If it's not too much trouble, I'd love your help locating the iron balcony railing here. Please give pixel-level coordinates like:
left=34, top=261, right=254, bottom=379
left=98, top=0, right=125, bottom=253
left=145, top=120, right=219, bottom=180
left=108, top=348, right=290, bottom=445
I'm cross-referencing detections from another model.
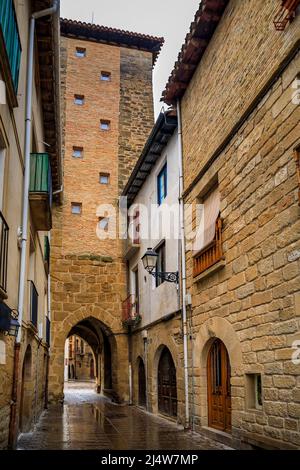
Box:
left=0, top=0, right=22, bottom=92
left=193, top=218, right=223, bottom=278
left=46, top=316, right=50, bottom=346
left=29, top=153, right=53, bottom=203
left=0, top=211, right=9, bottom=294
left=122, top=294, right=140, bottom=325
left=29, top=280, right=38, bottom=328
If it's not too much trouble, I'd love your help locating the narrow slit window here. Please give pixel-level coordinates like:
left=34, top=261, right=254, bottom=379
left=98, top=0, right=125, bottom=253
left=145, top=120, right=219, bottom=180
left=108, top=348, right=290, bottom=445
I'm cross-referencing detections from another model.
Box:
left=100, top=120, right=110, bottom=131
left=76, top=47, right=86, bottom=58
left=71, top=203, right=82, bottom=215
left=74, top=95, right=84, bottom=105
left=101, top=71, right=111, bottom=81
left=98, top=217, right=109, bottom=231
left=99, top=173, right=110, bottom=184
left=72, top=147, right=83, bottom=158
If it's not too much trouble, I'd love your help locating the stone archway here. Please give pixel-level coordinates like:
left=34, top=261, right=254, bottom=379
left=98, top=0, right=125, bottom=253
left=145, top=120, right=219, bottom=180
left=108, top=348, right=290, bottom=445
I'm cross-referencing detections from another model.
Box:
left=152, top=344, right=178, bottom=417
left=19, top=345, right=33, bottom=432
left=193, top=316, right=243, bottom=429
left=48, top=313, right=128, bottom=404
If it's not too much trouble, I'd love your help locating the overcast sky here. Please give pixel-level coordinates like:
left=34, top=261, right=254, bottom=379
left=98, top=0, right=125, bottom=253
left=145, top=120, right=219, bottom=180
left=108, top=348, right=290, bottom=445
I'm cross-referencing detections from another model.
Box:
left=61, top=0, right=200, bottom=117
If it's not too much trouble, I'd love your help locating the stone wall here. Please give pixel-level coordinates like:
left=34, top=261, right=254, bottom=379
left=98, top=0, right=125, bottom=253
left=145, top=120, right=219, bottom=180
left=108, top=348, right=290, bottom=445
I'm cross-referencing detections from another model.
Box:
left=118, top=49, right=154, bottom=193
left=131, top=315, right=185, bottom=424
left=183, top=42, right=300, bottom=449
left=181, top=0, right=300, bottom=191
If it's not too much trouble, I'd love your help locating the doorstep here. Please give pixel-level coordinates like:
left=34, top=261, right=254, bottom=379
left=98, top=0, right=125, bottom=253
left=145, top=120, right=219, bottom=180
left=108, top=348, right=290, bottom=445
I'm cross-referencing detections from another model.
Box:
left=199, top=426, right=235, bottom=448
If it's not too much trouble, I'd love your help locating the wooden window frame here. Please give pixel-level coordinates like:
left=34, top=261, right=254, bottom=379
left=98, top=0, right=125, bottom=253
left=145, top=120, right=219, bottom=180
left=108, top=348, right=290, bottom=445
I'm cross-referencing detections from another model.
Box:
left=157, top=163, right=167, bottom=205
left=193, top=217, right=223, bottom=277
left=294, top=146, right=300, bottom=205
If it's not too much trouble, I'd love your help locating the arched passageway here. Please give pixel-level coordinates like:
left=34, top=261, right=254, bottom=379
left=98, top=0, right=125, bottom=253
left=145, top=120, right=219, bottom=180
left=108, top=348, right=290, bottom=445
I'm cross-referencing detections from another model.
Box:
left=157, top=347, right=177, bottom=418
left=19, top=345, right=32, bottom=432
left=63, top=317, right=115, bottom=397
left=207, top=338, right=231, bottom=433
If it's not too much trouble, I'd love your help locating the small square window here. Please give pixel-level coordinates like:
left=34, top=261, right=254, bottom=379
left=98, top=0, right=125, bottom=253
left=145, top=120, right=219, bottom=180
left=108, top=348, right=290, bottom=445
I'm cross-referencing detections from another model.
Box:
left=76, top=47, right=86, bottom=58
left=246, top=373, right=263, bottom=410
left=98, top=217, right=109, bottom=231
left=100, top=71, right=111, bottom=81
left=99, top=173, right=110, bottom=184
left=100, top=120, right=110, bottom=131
left=74, top=95, right=84, bottom=105
left=72, top=147, right=83, bottom=158
left=71, top=203, right=82, bottom=215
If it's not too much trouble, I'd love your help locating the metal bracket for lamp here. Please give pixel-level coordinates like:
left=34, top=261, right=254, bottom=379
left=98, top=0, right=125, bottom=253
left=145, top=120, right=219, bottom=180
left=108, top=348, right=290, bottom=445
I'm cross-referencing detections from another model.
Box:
left=141, top=247, right=179, bottom=284
left=148, top=269, right=179, bottom=284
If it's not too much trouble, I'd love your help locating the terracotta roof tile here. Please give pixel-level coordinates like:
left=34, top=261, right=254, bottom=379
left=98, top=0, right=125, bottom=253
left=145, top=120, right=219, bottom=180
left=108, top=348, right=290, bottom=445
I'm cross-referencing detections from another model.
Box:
left=60, top=18, right=164, bottom=65
left=162, top=0, right=229, bottom=105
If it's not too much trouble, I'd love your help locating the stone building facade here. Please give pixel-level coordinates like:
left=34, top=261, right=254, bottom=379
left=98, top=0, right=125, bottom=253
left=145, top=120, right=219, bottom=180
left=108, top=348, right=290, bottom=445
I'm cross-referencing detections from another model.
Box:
left=121, top=111, right=186, bottom=422
left=161, top=0, right=300, bottom=450
left=65, top=335, right=95, bottom=382
left=49, top=20, right=163, bottom=404
left=0, top=0, right=61, bottom=449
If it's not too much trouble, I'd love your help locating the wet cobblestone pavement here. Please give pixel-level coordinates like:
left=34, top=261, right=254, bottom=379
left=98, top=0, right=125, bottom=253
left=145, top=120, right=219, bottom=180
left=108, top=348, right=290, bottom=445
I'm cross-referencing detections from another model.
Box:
left=17, top=382, right=232, bottom=450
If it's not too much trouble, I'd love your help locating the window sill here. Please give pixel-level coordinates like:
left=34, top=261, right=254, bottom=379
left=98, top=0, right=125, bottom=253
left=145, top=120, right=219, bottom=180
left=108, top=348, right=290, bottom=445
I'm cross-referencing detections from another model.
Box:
left=193, top=258, right=225, bottom=283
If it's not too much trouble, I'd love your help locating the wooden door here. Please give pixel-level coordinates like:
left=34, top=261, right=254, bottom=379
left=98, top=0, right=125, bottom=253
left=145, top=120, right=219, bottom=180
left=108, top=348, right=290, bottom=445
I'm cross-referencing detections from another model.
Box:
left=158, top=348, right=177, bottom=417
left=207, top=339, right=231, bottom=432
left=138, top=358, right=146, bottom=407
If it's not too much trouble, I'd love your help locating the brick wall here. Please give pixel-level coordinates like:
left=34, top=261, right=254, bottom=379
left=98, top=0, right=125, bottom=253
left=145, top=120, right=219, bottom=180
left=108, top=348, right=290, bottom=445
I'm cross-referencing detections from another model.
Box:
left=49, top=36, right=156, bottom=404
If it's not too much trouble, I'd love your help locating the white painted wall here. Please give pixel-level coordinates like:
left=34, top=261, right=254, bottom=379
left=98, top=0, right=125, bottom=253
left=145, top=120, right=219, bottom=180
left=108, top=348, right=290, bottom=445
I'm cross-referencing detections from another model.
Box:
left=127, top=131, right=180, bottom=327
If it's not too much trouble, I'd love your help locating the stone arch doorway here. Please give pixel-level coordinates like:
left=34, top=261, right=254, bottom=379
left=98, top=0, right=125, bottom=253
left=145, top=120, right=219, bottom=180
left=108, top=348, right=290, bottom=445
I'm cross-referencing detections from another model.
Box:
left=19, top=345, right=32, bottom=432
left=193, top=316, right=243, bottom=431
left=207, top=338, right=231, bottom=433
left=60, top=316, right=117, bottom=399
left=137, top=357, right=146, bottom=407
left=157, top=347, right=177, bottom=418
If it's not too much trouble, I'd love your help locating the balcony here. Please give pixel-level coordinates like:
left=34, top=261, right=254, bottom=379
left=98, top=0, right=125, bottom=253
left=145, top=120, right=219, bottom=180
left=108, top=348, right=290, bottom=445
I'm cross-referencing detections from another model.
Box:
left=122, top=295, right=141, bottom=327
left=29, top=281, right=38, bottom=329
left=193, top=218, right=224, bottom=278
left=29, top=153, right=52, bottom=231
left=0, top=211, right=9, bottom=300
left=0, top=0, right=22, bottom=107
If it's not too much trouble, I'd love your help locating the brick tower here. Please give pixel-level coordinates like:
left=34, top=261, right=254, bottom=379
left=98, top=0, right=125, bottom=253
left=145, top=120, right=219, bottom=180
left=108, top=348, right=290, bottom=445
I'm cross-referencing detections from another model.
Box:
left=49, top=19, right=163, bottom=403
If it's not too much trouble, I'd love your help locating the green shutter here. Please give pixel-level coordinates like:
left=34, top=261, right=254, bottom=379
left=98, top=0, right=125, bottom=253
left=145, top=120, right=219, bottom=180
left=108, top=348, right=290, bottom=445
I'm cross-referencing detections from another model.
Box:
left=0, top=0, right=22, bottom=92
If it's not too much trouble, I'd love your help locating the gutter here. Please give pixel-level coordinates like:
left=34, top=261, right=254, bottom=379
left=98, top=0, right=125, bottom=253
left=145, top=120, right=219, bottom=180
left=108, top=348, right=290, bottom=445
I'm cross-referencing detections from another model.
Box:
left=8, top=0, right=60, bottom=449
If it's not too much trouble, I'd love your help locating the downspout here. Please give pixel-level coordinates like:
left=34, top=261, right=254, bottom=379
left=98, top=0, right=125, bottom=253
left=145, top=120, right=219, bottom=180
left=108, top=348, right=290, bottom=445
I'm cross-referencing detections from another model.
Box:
left=8, top=0, right=59, bottom=449
left=177, top=99, right=190, bottom=429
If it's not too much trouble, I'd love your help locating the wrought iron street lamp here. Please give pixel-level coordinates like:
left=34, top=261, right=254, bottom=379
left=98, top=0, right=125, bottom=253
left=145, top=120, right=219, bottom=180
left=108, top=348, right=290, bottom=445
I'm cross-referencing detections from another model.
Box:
left=0, top=303, right=20, bottom=338
left=141, top=247, right=179, bottom=284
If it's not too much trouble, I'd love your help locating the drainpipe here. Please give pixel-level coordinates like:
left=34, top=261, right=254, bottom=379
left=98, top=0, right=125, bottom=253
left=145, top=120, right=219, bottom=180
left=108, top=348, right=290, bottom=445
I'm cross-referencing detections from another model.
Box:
left=8, top=1, right=60, bottom=449
left=177, top=99, right=190, bottom=429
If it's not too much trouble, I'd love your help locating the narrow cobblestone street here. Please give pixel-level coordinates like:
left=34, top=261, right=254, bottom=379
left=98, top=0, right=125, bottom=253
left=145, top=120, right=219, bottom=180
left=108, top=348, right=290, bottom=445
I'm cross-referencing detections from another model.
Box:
left=17, top=382, right=231, bottom=450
